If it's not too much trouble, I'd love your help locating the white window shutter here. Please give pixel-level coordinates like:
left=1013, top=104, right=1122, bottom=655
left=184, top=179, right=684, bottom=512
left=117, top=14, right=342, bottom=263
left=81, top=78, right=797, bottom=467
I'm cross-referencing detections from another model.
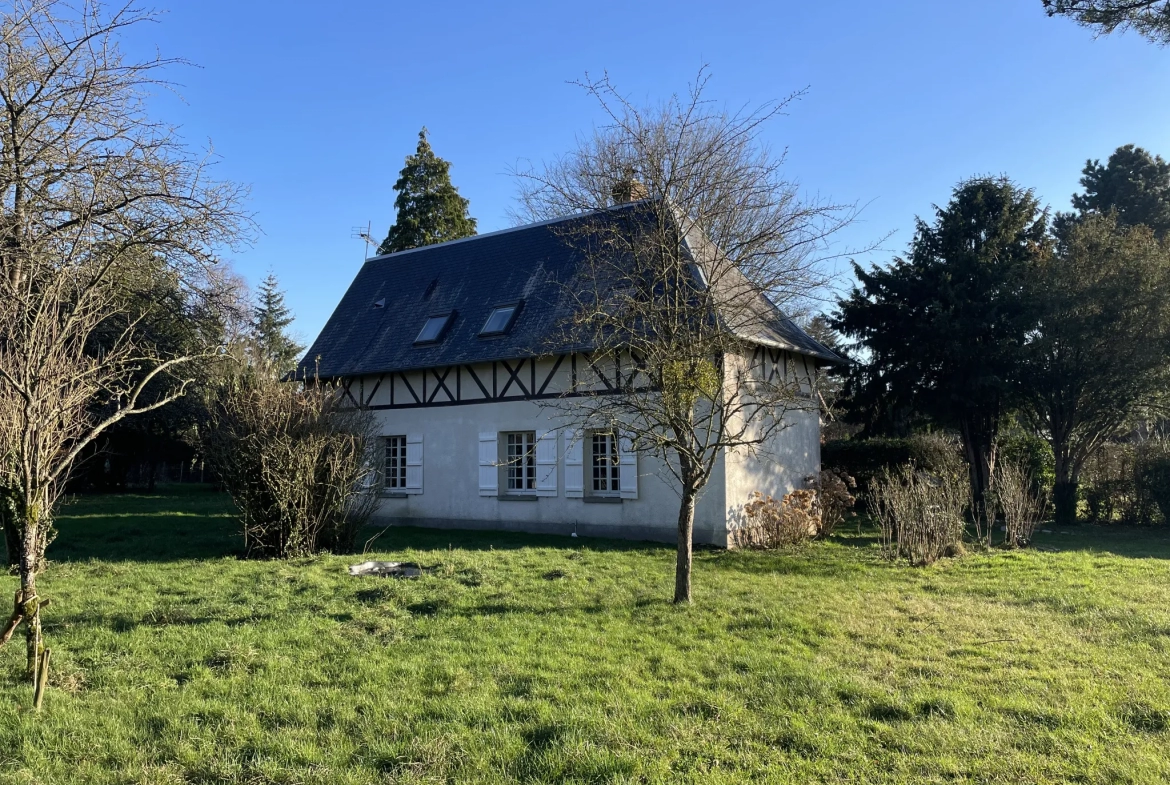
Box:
left=478, top=432, right=499, bottom=496
left=619, top=432, right=638, bottom=499
left=535, top=430, right=558, bottom=496
left=564, top=429, right=584, bottom=498
left=404, top=434, right=423, bottom=493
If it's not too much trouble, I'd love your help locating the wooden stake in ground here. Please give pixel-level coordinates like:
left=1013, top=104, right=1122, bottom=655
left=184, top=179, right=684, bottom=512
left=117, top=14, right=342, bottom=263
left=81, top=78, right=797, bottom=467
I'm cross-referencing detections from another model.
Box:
left=0, top=590, right=50, bottom=681
left=33, top=648, right=50, bottom=711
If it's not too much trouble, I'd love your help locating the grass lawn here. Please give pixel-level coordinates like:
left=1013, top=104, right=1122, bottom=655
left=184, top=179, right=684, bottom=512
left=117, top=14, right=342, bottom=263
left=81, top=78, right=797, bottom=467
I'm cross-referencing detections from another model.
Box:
left=1, top=487, right=1169, bottom=784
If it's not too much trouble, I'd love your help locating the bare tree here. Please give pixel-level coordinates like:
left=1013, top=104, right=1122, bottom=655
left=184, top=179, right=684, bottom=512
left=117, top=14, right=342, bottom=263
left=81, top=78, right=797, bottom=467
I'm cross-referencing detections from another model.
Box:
left=515, top=69, right=857, bottom=603
left=0, top=1, right=250, bottom=679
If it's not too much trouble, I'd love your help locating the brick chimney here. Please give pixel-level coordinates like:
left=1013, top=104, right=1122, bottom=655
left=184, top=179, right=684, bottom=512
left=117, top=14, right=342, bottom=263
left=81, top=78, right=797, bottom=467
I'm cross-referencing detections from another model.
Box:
left=611, top=172, right=649, bottom=204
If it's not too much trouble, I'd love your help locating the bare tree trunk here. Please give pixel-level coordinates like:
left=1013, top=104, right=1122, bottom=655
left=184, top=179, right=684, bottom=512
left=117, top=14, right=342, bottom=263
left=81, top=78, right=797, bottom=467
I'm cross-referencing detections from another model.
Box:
left=1051, top=437, right=1077, bottom=527
left=0, top=2, right=250, bottom=685
left=674, top=450, right=699, bottom=604
left=1053, top=481, right=1077, bottom=527
left=515, top=68, right=843, bottom=605
left=674, top=490, right=696, bottom=604
left=19, top=507, right=44, bottom=678
left=960, top=411, right=998, bottom=542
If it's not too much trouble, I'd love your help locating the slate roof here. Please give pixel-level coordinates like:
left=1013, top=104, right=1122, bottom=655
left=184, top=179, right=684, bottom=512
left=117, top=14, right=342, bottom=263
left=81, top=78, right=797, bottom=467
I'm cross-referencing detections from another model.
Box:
left=299, top=204, right=840, bottom=379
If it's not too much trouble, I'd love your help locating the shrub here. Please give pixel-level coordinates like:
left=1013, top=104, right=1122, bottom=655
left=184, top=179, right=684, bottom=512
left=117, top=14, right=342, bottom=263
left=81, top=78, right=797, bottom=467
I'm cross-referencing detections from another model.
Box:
left=1081, top=442, right=1137, bottom=524
left=1134, top=443, right=1170, bottom=525
left=817, top=469, right=856, bottom=538
left=1081, top=440, right=1170, bottom=525
left=1084, top=479, right=1127, bottom=524
left=732, top=489, right=820, bottom=549
left=997, top=428, right=1055, bottom=504
left=201, top=373, right=380, bottom=558
left=993, top=460, right=1048, bottom=547
left=869, top=465, right=966, bottom=565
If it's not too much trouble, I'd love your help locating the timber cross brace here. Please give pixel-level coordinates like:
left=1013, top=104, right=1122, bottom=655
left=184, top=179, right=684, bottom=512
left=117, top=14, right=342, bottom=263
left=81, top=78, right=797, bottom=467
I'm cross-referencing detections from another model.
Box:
left=333, top=351, right=654, bottom=411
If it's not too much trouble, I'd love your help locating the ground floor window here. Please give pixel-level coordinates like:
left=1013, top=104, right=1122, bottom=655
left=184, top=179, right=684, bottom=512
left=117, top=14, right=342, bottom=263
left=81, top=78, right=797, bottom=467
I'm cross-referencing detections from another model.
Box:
left=384, top=435, right=407, bottom=489
left=505, top=431, right=536, bottom=492
left=591, top=431, right=621, bottom=496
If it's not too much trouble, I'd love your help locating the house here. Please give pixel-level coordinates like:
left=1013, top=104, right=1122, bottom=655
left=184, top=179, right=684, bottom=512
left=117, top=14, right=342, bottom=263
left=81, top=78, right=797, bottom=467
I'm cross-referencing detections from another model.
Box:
left=299, top=201, right=840, bottom=546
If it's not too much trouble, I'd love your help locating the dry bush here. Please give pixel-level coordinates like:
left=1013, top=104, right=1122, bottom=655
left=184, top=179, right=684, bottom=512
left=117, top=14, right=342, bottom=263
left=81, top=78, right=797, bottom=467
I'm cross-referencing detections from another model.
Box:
left=817, top=469, right=856, bottom=537
left=732, top=489, right=820, bottom=549
left=201, top=373, right=379, bottom=558
left=870, top=465, right=966, bottom=565
left=993, top=460, right=1048, bottom=547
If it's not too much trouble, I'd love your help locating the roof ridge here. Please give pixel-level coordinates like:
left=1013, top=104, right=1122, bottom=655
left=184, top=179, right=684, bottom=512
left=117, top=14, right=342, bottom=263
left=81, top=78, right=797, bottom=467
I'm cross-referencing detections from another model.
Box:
left=363, top=200, right=652, bottom=263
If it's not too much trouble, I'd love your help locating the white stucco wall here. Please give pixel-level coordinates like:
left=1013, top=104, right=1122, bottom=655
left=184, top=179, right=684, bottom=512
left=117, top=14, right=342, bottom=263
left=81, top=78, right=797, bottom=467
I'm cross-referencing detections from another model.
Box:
left=720, top=407, right=822, bottom=532
left=368, top=398, right=732, bottom=545
left=355, top=349, right=823, bottom=547
left=715, top=349, right=822, bottom=536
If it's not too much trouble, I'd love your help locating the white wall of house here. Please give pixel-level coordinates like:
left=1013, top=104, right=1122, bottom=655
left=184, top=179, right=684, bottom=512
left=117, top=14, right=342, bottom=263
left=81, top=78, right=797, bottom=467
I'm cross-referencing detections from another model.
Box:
left=356, top=349, right=823, bottom=547
left=369, top=398, right=734, bottom=545
left=721, top=407, right=822, bottom=532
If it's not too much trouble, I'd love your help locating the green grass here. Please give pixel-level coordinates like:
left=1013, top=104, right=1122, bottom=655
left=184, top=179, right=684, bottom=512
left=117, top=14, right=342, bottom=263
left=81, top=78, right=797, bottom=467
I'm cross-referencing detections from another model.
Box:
left=1, top=487, right=1169, bottom=783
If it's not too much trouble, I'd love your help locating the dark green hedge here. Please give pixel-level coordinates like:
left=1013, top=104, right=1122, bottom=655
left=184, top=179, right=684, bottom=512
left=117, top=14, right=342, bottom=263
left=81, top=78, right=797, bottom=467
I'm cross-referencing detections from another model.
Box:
left=1135, top=452, right=1170, bottom=525
left=822, top=435, right=960, bottom=495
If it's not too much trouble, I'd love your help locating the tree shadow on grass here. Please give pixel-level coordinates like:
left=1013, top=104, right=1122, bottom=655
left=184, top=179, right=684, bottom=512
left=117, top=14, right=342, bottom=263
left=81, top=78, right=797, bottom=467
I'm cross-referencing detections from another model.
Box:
left=699, top=528, right=887, bottom=578
left=1029, top=526, right=1170, bottom=559
left=699, top=548, right=876, bottom=579
left=47, top=489, right=674, bottom=564
left=360, top=524, right=672, bottom=556
left=50, top=486, right=245, bottom=563
left=46, top=609, right=277, bottom=635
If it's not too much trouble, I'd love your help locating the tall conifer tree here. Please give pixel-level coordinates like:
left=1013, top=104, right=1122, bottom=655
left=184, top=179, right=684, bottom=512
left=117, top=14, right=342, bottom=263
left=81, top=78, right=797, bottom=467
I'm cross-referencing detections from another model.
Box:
left=1069, top=145, right=1170, bottom=236
left=379, top=129, right=477, bottom=254
left=252, top=273, right=304, bottom=375
left=833, top=177, right=1049, bottom=517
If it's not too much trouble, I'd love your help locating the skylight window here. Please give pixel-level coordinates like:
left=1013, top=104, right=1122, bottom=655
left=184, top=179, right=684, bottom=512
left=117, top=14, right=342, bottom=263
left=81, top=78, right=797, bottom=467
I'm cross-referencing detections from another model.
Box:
left=415, top=313, right=452, bottom=344
left=480, top=305, right=518, bottom=336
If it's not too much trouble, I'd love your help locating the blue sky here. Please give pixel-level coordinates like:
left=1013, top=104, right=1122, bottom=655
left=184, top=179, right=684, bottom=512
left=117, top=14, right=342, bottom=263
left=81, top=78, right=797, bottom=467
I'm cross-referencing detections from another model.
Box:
left=125, top=0, right=1170, bottom=344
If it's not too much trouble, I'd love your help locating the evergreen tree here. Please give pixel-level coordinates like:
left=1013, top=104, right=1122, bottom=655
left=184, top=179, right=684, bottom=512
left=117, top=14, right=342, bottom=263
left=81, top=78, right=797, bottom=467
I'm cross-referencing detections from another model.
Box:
left=1043, top=1, right=1170, bottom=45
left=252, top=273, right=304, bottom=375
left=1067, top=144, right=1170, bottom=236
left=833, top=177, right=1049, bottom=516
left=379, top=129, right=477, bottom=254
left=1017, top=214, right=1170, bottom=526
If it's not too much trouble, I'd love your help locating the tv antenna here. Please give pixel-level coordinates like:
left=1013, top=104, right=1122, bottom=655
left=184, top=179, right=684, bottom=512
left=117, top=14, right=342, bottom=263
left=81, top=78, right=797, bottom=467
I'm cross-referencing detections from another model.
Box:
left=351, top=221, right=380, bottom=259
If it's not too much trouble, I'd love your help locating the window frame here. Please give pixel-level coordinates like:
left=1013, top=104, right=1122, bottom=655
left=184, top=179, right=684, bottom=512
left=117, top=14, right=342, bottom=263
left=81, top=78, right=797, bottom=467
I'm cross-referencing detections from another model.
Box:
left=383, top=435, right=408, bottom=491
left=478, top=302, right=521, bottom=337
left=589, top=430, right=622, bottom=497
left=414, top=312, right=453, bottom=345
left=503, top=431, right=537, bottom=494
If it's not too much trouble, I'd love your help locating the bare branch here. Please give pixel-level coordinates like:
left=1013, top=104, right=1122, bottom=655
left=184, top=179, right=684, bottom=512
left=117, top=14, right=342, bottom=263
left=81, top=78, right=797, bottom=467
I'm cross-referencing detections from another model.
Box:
left=0, top=1, right=252, bottom=663
left=518, top=68, right=850, bottom=602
